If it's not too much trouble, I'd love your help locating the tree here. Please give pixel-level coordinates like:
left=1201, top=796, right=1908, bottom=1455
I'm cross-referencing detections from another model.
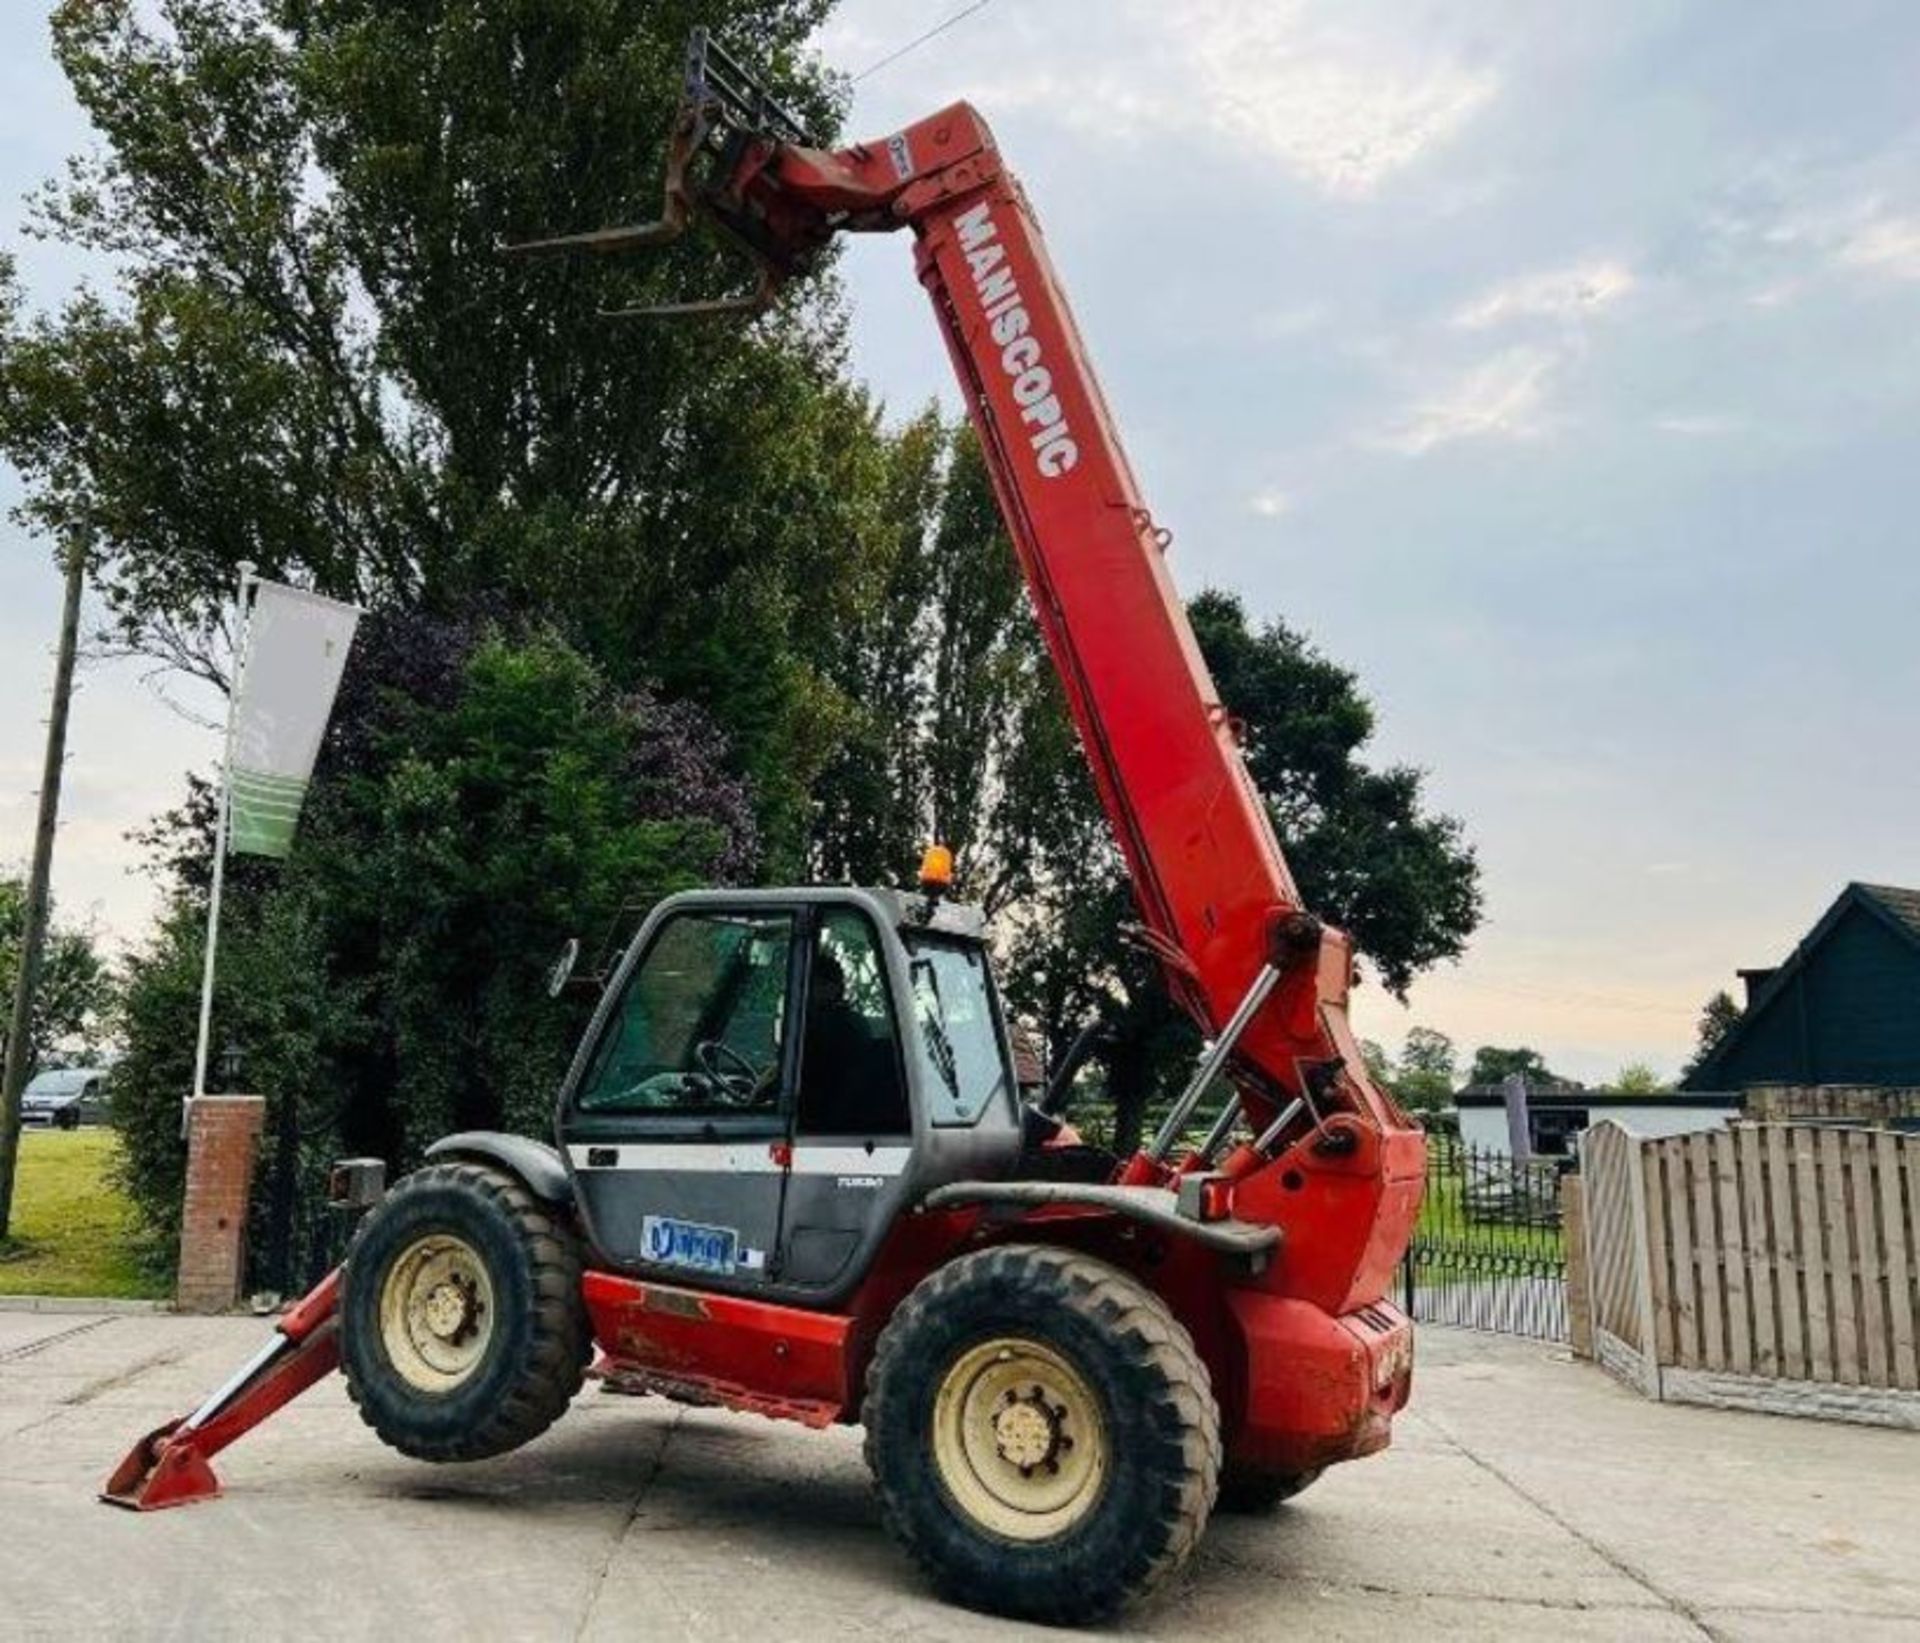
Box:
left=1360, top=1039, right=1393, bottom=1088
left=809, top=407, right=948, bottom=888
left=0, top=879, right=113, bottom=1070
left=1465, top=1046, right=1578, bottom=1090
left=1188, top=593, right=1482, bottom=998
left=1, top=0, right=880, bottom=875
left=1004, top=593, right=1481, bottom=1149
left=1682, top=989, right=1743, bottom=1081
left=112, top=611, right=759, bottom=1280
left=1612, top=1062, right=1667, bottom=1095
left=1392, top=1026, right=1457, bottom=1111
left=0, top=1, right=943, bottom=1284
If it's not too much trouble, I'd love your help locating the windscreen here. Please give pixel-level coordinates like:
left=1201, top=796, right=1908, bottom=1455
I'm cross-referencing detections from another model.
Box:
left=576, top=910, right=792, bottom=1115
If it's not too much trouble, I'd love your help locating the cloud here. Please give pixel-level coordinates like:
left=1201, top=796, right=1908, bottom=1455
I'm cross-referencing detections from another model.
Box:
left=1173, top=2, right=1498, bottom=198
left=1837, top=212, right=1920, bottom=281
left=1367, top=257, right=1633, bottom=459
left=1369, top=346, right=1558, bottom=455
left=1654, top=412, right=1746, bottom=438
left=974, top=2, right=1498, bottom=199
left=1248, top=489, right=1293, bottom=519
left=1452, top=260, right=1636, bottom=329
left=1745, top=277, right=1804, bottom=310
left=1706, top=165, right=1920, bottom=301
left=1256, top=304, right=1328, bottom=341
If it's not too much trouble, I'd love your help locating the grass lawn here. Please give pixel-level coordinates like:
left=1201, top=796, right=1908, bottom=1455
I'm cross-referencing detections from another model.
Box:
left=0, top=1128, right=164, bottom=1300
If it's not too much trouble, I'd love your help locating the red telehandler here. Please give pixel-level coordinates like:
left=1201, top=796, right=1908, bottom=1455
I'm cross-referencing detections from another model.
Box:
left=105, top=33, right=1424, bottom=1624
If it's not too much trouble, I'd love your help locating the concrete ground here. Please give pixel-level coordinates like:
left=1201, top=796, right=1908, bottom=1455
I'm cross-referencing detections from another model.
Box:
left=2, top=1310, right=1916, bottom=1641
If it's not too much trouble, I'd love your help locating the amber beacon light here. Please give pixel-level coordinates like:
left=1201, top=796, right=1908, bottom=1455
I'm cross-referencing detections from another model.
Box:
left=918, top=844, right=955, bottom=892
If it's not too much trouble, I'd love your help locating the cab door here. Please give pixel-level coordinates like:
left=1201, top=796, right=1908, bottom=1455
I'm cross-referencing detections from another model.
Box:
left=776, top=906, right=917, bottom=1297
left=560, top=904, right=799, bottom=1293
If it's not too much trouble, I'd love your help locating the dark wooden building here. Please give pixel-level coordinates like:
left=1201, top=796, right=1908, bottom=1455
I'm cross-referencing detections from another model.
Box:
left=1685, top=883, right=1920, bottom=1090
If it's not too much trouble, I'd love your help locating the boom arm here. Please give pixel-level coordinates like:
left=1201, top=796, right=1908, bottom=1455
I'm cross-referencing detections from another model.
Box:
left=509, top=32, right=1409, bottom=1154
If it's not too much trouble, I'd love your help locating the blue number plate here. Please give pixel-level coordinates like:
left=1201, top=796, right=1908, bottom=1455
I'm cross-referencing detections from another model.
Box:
left=641, top=1215, right=739, bottom=1276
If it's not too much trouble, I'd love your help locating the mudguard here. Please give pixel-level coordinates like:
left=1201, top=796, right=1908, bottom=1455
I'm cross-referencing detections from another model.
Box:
left=426, top=1131, right=573, bottom=1205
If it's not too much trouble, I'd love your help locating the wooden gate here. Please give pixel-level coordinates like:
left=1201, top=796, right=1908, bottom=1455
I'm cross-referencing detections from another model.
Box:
left=1579, top=1119, right=1920, bottom=1425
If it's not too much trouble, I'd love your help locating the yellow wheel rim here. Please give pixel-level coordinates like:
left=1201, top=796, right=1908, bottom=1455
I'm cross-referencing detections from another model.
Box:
left=377, top=1233, right=496, bottom=1394
left=931, top=1336, right=1108, bottom=1541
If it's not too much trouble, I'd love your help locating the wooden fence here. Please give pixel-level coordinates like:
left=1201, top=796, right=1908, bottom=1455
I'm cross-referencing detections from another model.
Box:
left=1579, top=1120, right=1920, bottom=1425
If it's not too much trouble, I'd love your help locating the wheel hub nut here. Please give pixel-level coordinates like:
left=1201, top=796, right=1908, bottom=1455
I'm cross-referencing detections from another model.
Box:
left=992, top=1392, right=1061, bottom=1470
left=423, top=1279, right=470, bottom=1341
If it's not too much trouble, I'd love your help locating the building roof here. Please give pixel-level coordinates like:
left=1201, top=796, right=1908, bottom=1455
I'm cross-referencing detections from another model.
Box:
left=1454, top=1087, right=1740, bottom=1110
left=1861, top=883, right=1920, bottom=944
left=1684, top=882, right=1920, bottom=1090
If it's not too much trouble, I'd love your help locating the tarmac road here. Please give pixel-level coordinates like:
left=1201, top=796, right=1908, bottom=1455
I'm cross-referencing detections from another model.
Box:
left=1, top=1306, right=1916, bottom=1640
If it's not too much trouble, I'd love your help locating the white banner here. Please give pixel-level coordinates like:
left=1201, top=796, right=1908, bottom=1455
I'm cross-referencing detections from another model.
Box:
left=226, top=580, right=361, bottom=858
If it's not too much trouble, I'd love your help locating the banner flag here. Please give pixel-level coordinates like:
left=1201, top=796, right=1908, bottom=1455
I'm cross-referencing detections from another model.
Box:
left=226, top=581, right=361, bottom=858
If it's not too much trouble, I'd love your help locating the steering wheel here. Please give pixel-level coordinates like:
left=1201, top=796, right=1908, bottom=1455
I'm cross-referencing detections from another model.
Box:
left=694, top=1039, right=766, bottom=1106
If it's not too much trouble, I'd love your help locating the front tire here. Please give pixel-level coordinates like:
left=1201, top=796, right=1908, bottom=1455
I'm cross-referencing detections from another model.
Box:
left=341, top=1162, right=589, bottom=1462
left=863, top=1245, right=1219, bottom=1625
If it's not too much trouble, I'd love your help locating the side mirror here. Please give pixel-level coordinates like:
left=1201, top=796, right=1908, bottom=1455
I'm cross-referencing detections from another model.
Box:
left=546, top=937, right=581, bottom=999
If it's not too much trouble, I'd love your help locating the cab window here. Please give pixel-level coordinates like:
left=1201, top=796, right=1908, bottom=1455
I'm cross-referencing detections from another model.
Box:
left=796, top=910, right=910, bottom=1136
left=576, top=911, right=793, bottom=1116
left=905, top=937, right=1011, bottom=1127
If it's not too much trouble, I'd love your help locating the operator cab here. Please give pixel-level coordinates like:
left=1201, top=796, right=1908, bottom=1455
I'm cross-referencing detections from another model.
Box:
left=556, top=887, right=1025, bottom=1306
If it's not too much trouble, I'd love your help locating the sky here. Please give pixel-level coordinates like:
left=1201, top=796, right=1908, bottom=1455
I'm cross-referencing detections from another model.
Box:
left=4, top=2, right=1919, bottom=1085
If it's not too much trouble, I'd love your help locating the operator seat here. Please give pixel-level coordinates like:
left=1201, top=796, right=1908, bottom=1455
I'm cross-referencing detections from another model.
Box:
left=797, top=951, right=909, bottom=1135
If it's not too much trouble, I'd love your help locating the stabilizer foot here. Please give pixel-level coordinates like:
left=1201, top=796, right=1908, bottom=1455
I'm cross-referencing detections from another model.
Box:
left=101, top=1419, right=223, bottom=1510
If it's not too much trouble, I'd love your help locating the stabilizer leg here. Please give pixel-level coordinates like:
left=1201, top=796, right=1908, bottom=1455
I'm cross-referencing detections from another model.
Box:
left=101, top=1269, right=342, bottom=1511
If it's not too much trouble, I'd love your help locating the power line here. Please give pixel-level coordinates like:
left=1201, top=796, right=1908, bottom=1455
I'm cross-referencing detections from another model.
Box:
left=852, top=0, right=998, bottom=83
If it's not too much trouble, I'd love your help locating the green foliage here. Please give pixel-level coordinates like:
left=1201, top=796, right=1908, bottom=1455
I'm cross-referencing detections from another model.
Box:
left=1360, top=1038, right=1392, bottom=1082
left=1465, top=1045, right=1579, bottom=1090
left=1187, top=593, right=1481, bottom=999
left=810, top=416, right=1037, bottom=895
left=0, top=878, right=114, bottom=1069
left=2, top=0, right=875, bottom=873
left=1682, top=989, right=1743, bottom=1081
left=807, top=406, right=948, bottom=886
left=1612, top=1061, right=1668, bottom=1095
left=1390, top=1026, right=1458, bottom=1111
left=112, top=617, right=757, bottom=1276
left=1354, top=1028, right=1456, bottom=1115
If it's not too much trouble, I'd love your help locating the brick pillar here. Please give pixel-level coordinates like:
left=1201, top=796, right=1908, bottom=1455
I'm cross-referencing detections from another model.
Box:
left=177, top=1095, right=266, bottom=1314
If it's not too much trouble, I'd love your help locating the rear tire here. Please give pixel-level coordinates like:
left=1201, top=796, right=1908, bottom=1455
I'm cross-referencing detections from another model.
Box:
left=863, top=1244, right=1219, bottom=1625
left=342, top=1162, right=589, bottom=1462
left=1216, top=1462, right=1323, bottom=1513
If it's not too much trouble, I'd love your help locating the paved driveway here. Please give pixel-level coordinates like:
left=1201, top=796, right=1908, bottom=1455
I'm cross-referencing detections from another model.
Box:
left=2, top=1308, right=1916, bottom=1640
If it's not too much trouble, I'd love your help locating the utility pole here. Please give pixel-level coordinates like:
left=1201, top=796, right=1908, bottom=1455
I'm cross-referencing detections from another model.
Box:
left=0, top=541, right=85, bottom=1239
